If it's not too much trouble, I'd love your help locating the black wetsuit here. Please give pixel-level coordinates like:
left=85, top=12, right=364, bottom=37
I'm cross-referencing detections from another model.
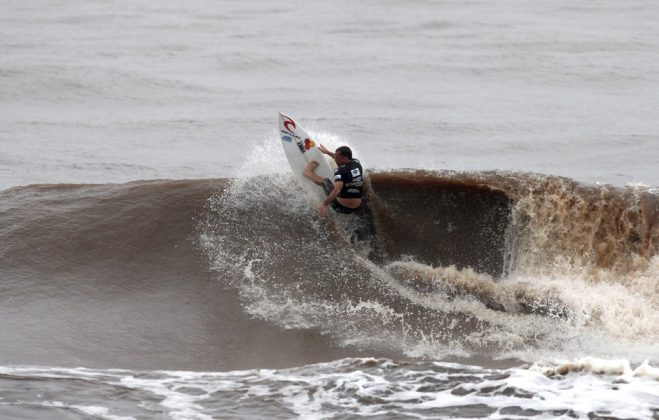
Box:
left=323, top=159, right=364, bottom=214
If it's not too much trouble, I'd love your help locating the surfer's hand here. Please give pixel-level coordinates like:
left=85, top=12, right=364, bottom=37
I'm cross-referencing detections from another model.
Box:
left=318, top=203, right=327, bottom=217
left=319, top=144, right=330, bottom=155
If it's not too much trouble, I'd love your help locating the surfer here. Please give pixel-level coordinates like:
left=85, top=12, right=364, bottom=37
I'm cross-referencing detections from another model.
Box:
left=303, top=145, right=364, bottom=216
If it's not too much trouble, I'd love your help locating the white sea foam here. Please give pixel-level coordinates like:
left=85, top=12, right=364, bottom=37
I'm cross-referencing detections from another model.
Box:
left=1, top=359, right=657, bottom=419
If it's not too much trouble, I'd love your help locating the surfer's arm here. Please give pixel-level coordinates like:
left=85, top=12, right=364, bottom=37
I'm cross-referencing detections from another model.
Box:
left=322, top=181, right=343, bottom=207
left=319, top=144, right=335, bottom=159
left=318, top=181, right=342, bottom=216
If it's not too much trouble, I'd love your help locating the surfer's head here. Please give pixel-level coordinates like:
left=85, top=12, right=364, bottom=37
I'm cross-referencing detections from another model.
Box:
left=335, top=146, right=352, bottom=164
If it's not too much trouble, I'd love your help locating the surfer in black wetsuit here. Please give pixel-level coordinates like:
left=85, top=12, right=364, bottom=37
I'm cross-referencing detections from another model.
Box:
left=303, top=145, right=364, bottom=217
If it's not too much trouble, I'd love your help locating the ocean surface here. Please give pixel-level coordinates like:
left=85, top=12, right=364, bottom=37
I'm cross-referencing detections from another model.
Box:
left=1, top=0, right=658, bottom=419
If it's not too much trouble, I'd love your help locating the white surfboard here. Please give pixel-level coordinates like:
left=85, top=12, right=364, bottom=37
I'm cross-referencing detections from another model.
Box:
left=278, top=112, right=334, bottom=202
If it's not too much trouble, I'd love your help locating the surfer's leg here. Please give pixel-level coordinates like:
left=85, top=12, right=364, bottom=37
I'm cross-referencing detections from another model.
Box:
left=303, top=161, right=324, bottom=186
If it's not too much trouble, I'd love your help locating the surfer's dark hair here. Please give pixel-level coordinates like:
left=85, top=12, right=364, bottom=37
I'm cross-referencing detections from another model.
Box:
left=335, top=146, right=352, bottom=160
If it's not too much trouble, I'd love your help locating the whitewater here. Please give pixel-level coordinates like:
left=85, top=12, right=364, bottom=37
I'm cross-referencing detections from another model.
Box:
left=1, top=0, right=658, bottom=419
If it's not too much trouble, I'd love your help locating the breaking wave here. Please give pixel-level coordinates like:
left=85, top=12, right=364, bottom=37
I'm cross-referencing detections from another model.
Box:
left=198, top=148, right=658, bottom=363
left=1, top=140, right=657, bottom=368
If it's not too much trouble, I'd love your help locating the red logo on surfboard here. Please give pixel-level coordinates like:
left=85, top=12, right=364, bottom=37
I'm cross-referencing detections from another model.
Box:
left=283, top=116, right=296, bottom=132
left=304, top=138, right=316, bottom=150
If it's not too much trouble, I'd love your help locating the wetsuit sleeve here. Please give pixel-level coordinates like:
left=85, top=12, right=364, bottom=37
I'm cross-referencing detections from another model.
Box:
left=334, top=168, right=345, bottom=183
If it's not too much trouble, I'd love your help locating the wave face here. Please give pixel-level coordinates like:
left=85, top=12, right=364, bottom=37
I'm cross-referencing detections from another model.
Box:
left=1, top=171, right=657, bottom=370
left=0, top=180, right=375, bottom=371
left=367, top=172, right=512, bottom=278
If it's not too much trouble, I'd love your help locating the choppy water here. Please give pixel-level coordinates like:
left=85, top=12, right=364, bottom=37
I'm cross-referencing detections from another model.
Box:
left=1, top=358, right=658, bottom=419
left=2, top=0, right=658, bottom=189
left=1, top=0, right=658, bottom=418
